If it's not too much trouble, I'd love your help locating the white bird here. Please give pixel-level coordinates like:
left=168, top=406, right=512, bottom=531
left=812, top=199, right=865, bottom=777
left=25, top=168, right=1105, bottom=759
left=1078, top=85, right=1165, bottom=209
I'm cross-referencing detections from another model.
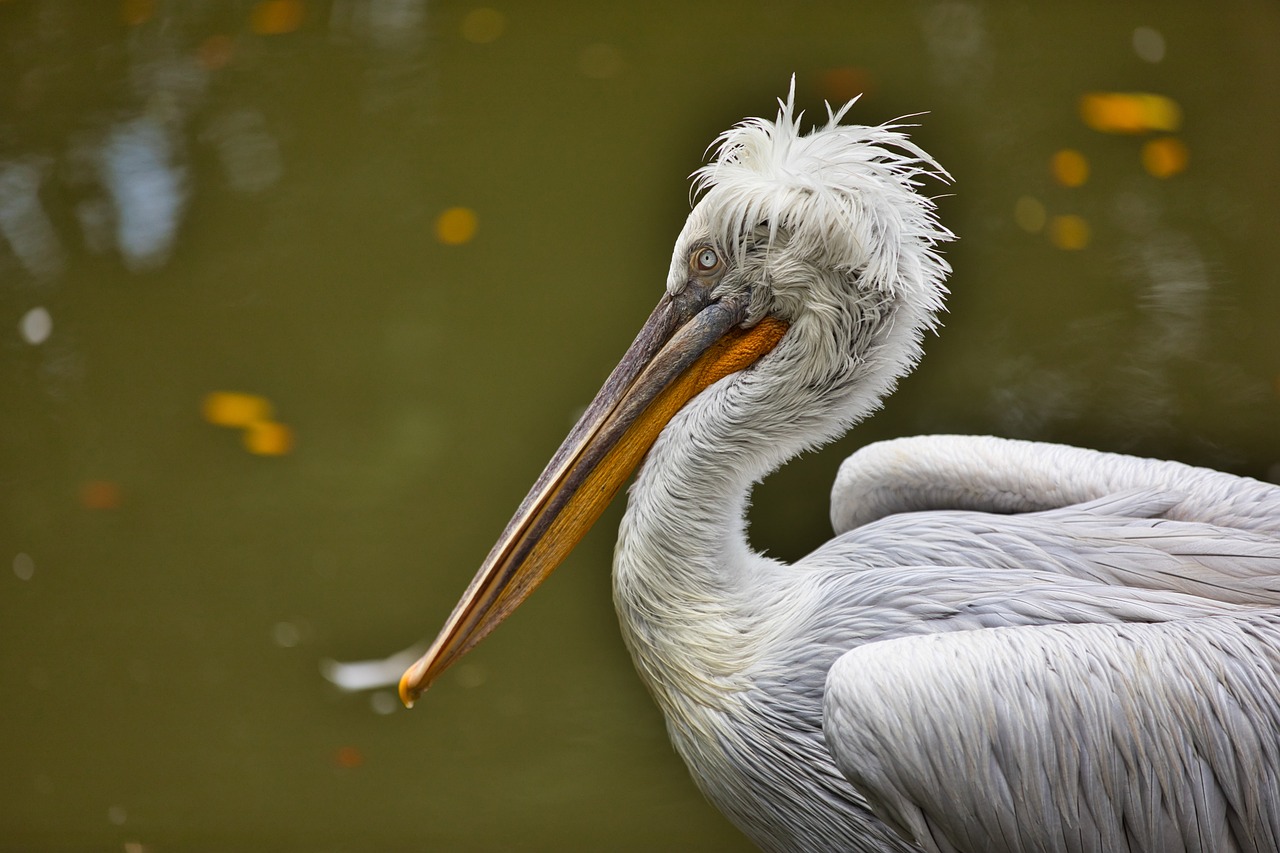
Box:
left=398, top=86, right=1280, bottom=852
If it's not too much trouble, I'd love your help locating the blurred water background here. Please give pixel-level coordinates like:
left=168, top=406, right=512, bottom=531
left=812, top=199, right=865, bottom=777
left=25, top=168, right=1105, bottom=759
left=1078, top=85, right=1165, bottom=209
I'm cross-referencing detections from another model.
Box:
left=2, top=1, right=1279, bottom=850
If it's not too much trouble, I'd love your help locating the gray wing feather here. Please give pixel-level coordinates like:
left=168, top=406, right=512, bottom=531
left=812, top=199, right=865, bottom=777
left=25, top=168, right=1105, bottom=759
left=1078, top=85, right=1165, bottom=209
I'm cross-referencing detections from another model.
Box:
left=823, top=616, right=1280, bottom=853
left=818, top=509, right=1280, bottom=609
left=814, top=439, right=1280, bottom=850
left=832, top=436, right=1280, bottom=535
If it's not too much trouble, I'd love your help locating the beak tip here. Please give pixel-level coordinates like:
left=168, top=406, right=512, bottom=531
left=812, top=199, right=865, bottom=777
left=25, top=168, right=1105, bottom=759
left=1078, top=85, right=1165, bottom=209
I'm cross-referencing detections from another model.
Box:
left=398, top=669, right=421, bottom=709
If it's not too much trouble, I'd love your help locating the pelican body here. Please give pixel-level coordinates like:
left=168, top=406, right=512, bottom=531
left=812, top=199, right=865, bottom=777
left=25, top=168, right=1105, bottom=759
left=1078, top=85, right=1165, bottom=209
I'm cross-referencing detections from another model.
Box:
left=400, top=89, right=1280, bottom=852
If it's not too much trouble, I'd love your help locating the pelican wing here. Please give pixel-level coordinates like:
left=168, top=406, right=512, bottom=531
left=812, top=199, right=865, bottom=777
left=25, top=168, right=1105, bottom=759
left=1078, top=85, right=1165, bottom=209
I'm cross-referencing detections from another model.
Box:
left=826, top=504, right=1280, bottom=609
left=831, top=436, right=1280, bottom=536
left=814, top=464, right=1280, bottom=851
left=823, top=615, right=1280, bottom=853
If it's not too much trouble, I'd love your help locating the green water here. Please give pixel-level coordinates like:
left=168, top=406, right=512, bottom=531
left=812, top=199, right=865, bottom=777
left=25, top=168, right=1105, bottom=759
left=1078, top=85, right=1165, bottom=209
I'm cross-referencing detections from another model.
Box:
left=3, top=2, right=1279, bottom=850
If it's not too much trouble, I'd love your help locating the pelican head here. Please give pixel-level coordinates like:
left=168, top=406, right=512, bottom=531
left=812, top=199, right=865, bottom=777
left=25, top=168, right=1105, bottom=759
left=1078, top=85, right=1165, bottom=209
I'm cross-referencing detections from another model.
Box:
left=399, top=85, right=953, bottom=705
left=665, top=93, right=953, bottom=463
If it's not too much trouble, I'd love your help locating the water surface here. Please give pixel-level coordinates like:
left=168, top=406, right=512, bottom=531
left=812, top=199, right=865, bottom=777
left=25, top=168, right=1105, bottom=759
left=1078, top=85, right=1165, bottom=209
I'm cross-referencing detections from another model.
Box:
left=3, top=2, right=1279, bottom=850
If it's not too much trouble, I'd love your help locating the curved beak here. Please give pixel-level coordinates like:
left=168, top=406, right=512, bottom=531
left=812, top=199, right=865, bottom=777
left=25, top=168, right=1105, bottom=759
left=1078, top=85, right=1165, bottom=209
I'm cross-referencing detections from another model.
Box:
left=399, top=286, right=788, bottom=706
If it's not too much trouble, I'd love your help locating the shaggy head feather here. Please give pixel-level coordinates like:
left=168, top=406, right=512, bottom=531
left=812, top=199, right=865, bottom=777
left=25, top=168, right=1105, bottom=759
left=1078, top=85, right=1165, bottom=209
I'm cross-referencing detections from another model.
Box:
left=669, top=80, right=953, bottom=337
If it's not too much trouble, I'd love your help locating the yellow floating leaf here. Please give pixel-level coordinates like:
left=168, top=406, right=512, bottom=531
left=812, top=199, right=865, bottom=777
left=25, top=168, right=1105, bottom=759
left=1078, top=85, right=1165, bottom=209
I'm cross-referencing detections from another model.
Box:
left=1049, top=214, right=1090, bottom=251
left=1013, top=196, right=1046, bottom=233
left=436, top=207, right=478, bottom=245
left=203, top=391, right=273, bottom=428
left=461, top=8, right=506, bottom=44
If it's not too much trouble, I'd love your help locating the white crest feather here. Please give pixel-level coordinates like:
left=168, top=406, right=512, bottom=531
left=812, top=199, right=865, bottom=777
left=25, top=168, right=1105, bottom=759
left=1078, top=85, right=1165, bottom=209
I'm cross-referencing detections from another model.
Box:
left=688, top=79, right=954, bottom=325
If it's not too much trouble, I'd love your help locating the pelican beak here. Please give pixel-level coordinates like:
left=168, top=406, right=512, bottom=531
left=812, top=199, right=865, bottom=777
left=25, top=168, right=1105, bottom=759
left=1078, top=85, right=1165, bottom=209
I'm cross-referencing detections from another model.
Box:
left=399, top=287, right=788, bottom=706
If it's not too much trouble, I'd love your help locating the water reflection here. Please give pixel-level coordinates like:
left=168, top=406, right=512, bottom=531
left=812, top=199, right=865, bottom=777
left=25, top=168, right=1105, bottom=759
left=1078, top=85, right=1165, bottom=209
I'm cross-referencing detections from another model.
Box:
left=18, top=304, right=52, bottom=344
left=962, top=57, right=1276, bottom=465
left=1132, top=26, right=1167, bottom=63
left=203, top=107, right=283, bottom=194
left=99, top=115, right=188, bottom=270
left=987, top=188, right=1265, bottom=458
left=0, top=158, right=64, bottom=278
left=320, top=641, right=425, bottom=692
left=12, top=552, right=36, bottom=581
left=1, top=2, right=1277, bottom=851
left=919, top=1, right=990, bottom=95
left=0, top=0, right=434, bottom=285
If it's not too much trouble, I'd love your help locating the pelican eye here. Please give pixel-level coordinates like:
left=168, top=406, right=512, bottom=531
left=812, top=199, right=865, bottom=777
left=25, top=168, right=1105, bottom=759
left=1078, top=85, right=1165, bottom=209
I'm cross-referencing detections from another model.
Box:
left=693, top=247, right=720, bottom=272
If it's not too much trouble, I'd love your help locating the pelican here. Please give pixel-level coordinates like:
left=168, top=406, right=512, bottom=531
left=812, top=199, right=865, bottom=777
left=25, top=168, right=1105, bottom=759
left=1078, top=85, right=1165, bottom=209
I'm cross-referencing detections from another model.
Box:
left=399, top=87, right=1280, bottom=852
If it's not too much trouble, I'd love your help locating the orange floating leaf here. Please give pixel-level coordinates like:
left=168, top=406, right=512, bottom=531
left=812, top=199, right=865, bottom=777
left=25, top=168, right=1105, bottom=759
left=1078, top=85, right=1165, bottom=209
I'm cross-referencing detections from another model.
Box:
left=1079, top=92, right=1181, bottom=134
left=1050, top=149, right=1089, bottom=187
left=120, top=0, right=155, bottom=25
left=1141, top=137, right=1189, bottom=178
left=80, top=480, right=123, bottom=510
left=250, top=0, right=304, bottom=36
left=198, top=34, right=236, bottom=71
left=202, top=392, right=273, bottom=428
left=243, top=421, right=295, bottom=456
left=819, top=67, right=874, bottom=102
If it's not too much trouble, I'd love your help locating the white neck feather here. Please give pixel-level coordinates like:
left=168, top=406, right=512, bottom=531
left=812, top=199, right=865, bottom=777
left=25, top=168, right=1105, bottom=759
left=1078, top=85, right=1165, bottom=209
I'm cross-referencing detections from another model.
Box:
left=610, top=82, right=954, bottom=757
left=607, top=83, right=956, bottom=853
left=610, top=272, right=914, bottom=703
